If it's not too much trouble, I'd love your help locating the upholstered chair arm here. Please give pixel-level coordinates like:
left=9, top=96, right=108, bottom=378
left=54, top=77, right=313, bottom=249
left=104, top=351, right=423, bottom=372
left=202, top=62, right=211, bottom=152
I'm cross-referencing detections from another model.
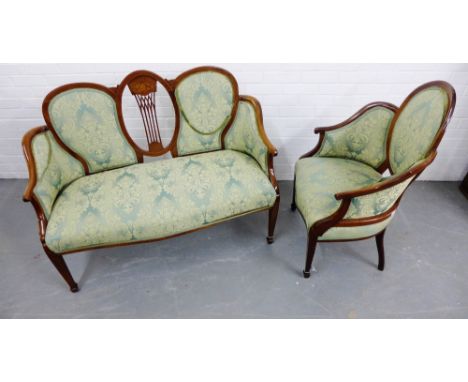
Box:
left=334, top=152, right=436, bottom=220
left=23, top=126, right=47, bottom=203
left=224, top=95, right=277, bottom=175
left=302, top=102, right=398, bottom=170
left=22, top=126, right=85, bottom=220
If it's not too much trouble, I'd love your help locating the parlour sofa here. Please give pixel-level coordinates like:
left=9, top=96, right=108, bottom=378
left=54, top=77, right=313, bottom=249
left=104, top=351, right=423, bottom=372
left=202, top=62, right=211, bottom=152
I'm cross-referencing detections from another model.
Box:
left=22, top=67, right=280, bottom=292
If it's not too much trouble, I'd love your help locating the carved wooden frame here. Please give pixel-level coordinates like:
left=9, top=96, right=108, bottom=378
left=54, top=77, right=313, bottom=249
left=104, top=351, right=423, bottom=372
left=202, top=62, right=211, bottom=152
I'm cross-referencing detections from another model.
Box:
left=291, top=81, right=456, bottom=278
left=22, top=66, right=279, bottom=292
left=116, top=70, right=180, bottom=159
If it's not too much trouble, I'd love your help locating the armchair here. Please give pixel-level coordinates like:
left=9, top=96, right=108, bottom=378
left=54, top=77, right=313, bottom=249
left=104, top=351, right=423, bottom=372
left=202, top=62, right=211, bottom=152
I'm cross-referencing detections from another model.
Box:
left=291, top=81, right=456, bottom=278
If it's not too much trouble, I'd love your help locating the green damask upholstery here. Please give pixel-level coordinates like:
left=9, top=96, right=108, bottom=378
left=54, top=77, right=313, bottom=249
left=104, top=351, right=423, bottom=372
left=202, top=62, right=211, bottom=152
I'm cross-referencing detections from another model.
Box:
left=390, top=86, right=448, bottom=174
left=225, top=100, right=269, bottom=174
left=343, top=176, right=414, bottom=219
left=31, top=131, right=85, bottom=218
left=316, top=106, right=395, bottom=168
left=47, top=88, right=138, bottom=173
left=295, top=157, right=414, bottom=239
left=45, top=150, right=276, bottom=253
left=295, top=157, right=381, bottom=230
left=176, top=117, right=224, bottom=156
left=176, top=71, right=236, bottom=155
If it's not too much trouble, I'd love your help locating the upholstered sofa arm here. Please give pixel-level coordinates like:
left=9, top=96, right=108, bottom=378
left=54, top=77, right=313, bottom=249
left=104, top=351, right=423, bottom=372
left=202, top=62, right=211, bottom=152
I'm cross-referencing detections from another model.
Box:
left=334, top=153, right=436, bottom=219
left=22, top=127, right=85, bottom=220
left=305, top=102, right=398, bottom=170
left=225, top=96, right=277, bottom=175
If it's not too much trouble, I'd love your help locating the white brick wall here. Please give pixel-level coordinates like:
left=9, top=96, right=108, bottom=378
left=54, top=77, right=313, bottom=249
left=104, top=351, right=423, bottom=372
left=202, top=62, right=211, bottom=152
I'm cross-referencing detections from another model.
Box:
left=1, top=63, right=467, bottom=180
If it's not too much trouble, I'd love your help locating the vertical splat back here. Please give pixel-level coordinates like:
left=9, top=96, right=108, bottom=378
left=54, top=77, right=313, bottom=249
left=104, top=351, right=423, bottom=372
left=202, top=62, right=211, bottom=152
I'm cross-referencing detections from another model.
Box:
left=116, top=70, right=179, bottom=158
left=128, top=76, right=163, bottom=152
left=117, top=67, right=239, bottom=158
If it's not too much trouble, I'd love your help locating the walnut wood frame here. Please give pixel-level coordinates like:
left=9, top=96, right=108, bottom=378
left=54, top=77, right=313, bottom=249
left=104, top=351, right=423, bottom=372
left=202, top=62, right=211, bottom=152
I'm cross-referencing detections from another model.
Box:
left=22, top=67, right=279, bottom=293
left=291, top=81, right=456, bottom=278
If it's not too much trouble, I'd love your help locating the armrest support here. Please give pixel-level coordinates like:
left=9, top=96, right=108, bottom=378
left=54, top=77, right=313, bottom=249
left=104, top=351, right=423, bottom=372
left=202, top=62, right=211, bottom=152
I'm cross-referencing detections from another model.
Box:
left=335, top=152, right=436, bottom=201
left=22, top=126, right=47, bottom=202
left=301, top=102, right=398, bottom=170
left=314, top=102, right=397, bottom=133
left=22, top=127, right=85, bottom=219
left=331, top=152, right=436, bottom=222
left=224, top=95, right=278, bottom=175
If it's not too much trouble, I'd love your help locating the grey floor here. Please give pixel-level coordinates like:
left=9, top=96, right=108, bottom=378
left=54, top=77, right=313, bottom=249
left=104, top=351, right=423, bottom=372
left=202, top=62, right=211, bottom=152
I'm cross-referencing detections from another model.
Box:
left=1, top=179, right=467, bottom=318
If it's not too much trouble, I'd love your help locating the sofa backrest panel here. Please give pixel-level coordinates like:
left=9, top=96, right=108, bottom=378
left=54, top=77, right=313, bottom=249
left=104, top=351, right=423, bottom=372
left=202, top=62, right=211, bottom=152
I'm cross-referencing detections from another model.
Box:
left=32, top=130, right=85, bottom=218
left=45, top=87, right=138, bottom=173
left=389, top=85, right=449, bottom=175
left=175, top=69, right=238, bottom=155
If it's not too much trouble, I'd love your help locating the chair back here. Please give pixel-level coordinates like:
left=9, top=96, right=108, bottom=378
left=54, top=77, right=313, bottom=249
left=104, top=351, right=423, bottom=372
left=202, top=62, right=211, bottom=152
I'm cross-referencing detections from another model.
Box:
left=388, top=81, right=456, bottom=175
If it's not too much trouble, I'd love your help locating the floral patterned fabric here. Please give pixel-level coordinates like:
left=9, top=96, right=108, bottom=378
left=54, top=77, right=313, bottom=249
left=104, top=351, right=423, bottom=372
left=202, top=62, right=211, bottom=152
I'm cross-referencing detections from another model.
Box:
left=45, top=150, right=277, bottom=253
left=390, top=86, right=448, bottom=174
left=295, top=157, right=414, bottom=239
left=344, top=176, right=414, bottom=219
left=317, top=106, right=395, bottom=168
left=32, top=131, right=85, bottom=218
left=47, top=88, right=138, bottom=173
left=176, top=117, right=223, bottom=155
left=225, top=100, right=269, bottom=174
left=176, top=70, right=236, bottom=155
left=295, top=157, right=381, bottom=230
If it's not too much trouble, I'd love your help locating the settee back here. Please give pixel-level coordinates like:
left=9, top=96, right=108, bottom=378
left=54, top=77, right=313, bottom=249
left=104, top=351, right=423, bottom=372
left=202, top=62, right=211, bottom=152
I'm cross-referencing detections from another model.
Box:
left=23, top=67, right=277, bottom=229
left=115, top=67, right=273, bottom=174
left=43, top=84, right=139, bottom=174
left=174, top=67, right=239, bottom=156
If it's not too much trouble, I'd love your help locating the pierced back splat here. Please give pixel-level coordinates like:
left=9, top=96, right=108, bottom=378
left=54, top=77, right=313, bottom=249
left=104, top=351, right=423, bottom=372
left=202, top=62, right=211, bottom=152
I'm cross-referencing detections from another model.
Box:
left=128, top=76, right=163, bottom=153
left=117, top=70, right=180, bottom=158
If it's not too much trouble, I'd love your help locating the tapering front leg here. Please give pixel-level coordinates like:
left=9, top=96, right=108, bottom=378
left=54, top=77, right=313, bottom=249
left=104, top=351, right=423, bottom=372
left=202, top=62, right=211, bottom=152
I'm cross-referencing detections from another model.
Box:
left=291, top=175, right=297, bottom=211
left=375, top=230, right=386, bottom=271
left=44, top=247, right=79, bottom=293
left=303, top=231, right=318, bottom=278
left=267, top=195, right=280, bottom=244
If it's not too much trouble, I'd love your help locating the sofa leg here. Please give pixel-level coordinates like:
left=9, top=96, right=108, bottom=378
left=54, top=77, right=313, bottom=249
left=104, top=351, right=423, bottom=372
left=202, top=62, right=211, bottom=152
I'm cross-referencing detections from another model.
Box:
left=291, top=175, right=297, bottom=211
left=376, top=230, right=385, bottom=271
left=303, top=231, right=317, bottom=278
left=267, top=196, right=280, bottom=244
left=44, top=247, right=79, bottom=293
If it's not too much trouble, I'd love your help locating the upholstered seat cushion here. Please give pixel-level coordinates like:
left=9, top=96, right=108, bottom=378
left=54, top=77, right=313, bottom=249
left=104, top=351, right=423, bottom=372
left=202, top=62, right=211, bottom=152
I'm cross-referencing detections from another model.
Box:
left=295, top=157, right=383, bottom=230
left=45, top=150, right=277, bottom=253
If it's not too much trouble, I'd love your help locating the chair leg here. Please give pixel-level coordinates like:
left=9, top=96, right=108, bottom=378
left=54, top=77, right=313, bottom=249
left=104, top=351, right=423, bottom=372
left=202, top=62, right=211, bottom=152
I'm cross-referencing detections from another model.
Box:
left=291, top=175, right=297, bottom=211
left=375, top=230, right=385, bottom=271
left=44, top=247, right=79, bottom=293
left=267, top=196, right=280, bottom=244
left=303, top=231, right=318, bottom=278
